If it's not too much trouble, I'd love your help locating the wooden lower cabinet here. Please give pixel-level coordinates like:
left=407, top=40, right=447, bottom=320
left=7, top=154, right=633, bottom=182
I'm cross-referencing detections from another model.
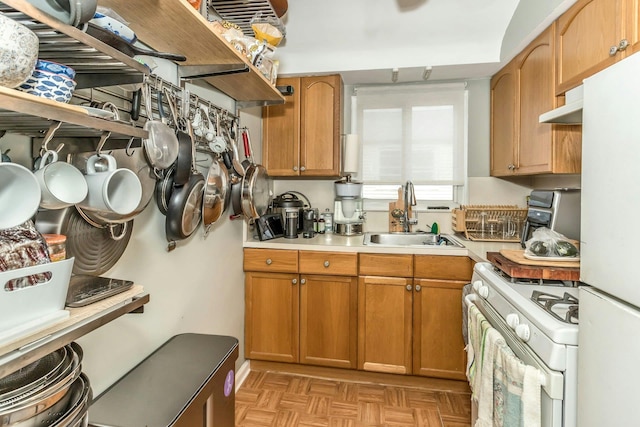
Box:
left=413, top=278, right=468, bottom=381
left=245, top=249, right=472, bottom=381
left=300, top=274, right=357, bottom=368
left=357, top=275, right=413, bottom=374
left=245, top=271, right=299, bottom=363
left=244, top=248, right=358, bottom=369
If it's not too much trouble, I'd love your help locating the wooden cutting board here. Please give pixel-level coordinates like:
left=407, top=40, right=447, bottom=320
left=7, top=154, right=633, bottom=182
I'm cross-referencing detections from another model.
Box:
left=499, top=249, right=580, bottom=268
left=487, top=251, right=580, bottom=281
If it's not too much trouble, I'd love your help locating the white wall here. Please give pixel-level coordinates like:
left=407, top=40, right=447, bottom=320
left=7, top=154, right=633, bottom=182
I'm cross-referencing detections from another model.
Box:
left=70, top=64, right=262, bottom=395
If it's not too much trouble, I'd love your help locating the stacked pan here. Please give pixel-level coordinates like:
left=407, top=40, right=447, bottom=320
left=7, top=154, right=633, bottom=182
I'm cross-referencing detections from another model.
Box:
left=0, top=343, right=92, bottom=426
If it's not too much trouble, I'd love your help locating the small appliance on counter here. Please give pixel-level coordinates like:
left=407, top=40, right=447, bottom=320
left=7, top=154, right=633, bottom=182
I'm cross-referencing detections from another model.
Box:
left=520, top=188, right=581, bottom=247
left=269, top=191, right=310, bottom=238
left=334, top=176, right=364, bottom=236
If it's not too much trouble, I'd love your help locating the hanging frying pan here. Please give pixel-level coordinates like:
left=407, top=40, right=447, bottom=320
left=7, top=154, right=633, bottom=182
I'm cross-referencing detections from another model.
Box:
left=165, top=172, right=204, bottom=251
left=165, top=124, right=205, bottom=251
left=241, top=163, right=270, bottom=220
left=240, top=131, right=271, bottom=220
left=202, top=156, right=230, bottom=236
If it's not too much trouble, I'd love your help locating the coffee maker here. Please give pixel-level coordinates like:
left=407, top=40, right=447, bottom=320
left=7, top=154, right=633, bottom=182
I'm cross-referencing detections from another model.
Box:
left=520, top=188, right=581, bottom=247
left=333, top=177, right=364, bottom=236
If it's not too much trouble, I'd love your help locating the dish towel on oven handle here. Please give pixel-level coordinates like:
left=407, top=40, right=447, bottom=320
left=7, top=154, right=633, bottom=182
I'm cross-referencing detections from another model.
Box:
left=467, top=304, right=542, bottom=427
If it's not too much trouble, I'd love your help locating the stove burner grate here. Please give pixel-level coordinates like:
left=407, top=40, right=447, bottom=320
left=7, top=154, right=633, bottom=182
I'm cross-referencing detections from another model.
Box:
left=531, top=290, right=579, bottom=324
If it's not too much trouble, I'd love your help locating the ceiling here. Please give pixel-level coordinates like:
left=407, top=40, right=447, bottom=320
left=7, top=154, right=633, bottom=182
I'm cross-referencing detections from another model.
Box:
left=274, top=0, right=522, bottom=84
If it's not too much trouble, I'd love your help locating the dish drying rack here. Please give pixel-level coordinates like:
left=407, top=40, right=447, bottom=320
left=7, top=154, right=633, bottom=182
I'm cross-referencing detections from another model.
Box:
left=452, top=205, right=527, bottom=242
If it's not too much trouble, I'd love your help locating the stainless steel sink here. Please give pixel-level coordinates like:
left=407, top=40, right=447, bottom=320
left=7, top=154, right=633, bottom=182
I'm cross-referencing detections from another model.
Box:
left=363, top=232, right=464, bottom=248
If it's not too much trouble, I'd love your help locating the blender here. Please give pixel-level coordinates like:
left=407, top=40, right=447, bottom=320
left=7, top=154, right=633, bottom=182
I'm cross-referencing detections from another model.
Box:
left=333, top=176, right=364, bottom=236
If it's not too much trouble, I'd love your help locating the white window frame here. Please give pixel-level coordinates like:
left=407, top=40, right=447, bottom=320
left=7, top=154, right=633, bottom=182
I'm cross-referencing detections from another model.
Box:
left=350, top=82, right=469, bottom=211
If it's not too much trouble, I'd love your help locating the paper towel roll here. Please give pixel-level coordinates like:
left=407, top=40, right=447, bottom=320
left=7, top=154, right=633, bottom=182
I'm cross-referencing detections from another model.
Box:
left=343, top=134, right=359, bottom=174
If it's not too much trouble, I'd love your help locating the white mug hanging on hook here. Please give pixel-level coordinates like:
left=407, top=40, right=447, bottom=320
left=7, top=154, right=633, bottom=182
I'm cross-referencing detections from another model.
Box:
left=35, top=150, right=88, bottom=210
left=78, top=153, right=142, bottom=216
left=0, top=156, right=40, bottom=230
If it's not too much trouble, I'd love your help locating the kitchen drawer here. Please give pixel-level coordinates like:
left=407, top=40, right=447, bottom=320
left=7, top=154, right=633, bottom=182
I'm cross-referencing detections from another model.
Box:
left=358, top=254, right=413, bottom=277
left=299, top=251, right=357, bottom=276
left=413, top=255, right=474, bottom=281
left=243, top=248, right=298, bottom=273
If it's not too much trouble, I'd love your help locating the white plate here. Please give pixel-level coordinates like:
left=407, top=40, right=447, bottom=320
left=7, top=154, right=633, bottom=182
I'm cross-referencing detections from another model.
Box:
left=81, top=106, right=115, bottom=119
left=524, top=252, right=580, bottom=261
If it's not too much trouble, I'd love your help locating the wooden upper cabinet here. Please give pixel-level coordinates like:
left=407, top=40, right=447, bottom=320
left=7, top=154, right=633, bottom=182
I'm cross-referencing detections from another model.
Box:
left=491, top=24, right=582, bottom=177
left=262, top=77, right=300, bottom=177
left=517, top=25, right=568, bottom=175
left=490, top=61, right=517, bottom=177
left=263, top=75, right=343, bottom=177
left=556, top=0, right=632, bottom=94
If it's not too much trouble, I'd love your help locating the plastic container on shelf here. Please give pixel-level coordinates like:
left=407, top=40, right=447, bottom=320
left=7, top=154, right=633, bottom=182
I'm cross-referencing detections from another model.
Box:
left=0, top=258, right=74, bottom=346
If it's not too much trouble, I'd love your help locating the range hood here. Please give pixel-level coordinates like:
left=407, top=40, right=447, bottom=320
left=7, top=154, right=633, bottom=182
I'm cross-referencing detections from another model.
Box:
left=539, top=85, right=583, bottom=124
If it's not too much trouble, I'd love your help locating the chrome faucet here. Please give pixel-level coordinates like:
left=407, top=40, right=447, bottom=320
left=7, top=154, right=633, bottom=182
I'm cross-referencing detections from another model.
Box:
left=403, top=181, right=417, bottom=232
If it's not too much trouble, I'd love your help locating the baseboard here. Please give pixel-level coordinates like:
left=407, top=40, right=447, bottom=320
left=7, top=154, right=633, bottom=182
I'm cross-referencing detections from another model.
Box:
left=235, top=359, right=251, bottom=391
left=248, top=360, right=471, bottom=393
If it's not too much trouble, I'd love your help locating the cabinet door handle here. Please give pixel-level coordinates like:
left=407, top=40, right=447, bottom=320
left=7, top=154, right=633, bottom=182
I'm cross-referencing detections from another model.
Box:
left=415, top=284, right=422, bottom=292
left=610, top=39, right=629, bottom=56
left=293, top=166, right=298, bottom=171
left=300, top=166, right=306, bottom=172
left=300, top=278, right=306, bottom=285
left=292, top=278, right=297, bottom=285
left=265, top=258, right=272, bottom=265
left=323, top=260, right=330, bottom=268
left=406, top=284, right=412, bottom=291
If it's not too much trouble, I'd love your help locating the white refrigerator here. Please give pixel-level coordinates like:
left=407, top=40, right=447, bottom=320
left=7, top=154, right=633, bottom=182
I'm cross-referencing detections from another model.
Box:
left=579, top=51, right=640, bottom=426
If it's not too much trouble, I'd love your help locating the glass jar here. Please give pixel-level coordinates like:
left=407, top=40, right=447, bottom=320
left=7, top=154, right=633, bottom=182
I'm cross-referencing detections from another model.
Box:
left=42, top=234, right=66, bottom=262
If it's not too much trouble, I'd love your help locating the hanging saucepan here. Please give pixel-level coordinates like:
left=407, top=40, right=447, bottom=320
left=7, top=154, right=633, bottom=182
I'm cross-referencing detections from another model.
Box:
left=142, top=83, right=179, bottom=172
left=165, top=121, right=205, bottom=251
left=202, top=156, right=230, bottom=236
left=34, top=207, right=133, bottom=275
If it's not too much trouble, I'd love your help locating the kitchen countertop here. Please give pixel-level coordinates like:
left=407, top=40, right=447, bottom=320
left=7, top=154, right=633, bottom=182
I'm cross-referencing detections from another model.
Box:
left=243, top=232, right=522, bottom=262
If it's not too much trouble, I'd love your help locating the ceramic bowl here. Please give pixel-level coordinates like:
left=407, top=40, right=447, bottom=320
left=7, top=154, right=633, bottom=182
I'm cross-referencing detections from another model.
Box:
left=35, top=59, right=76, bottom=80
left=0, top=15, right=39, bottom=89
left=17, top=69, right=77, bottom=103
left=89, top=12, right=136, bottom=43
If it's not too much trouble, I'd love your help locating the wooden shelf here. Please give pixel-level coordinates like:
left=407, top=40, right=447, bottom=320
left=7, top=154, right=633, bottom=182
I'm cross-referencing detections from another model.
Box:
left=0, top=285, right=149, bottom=378
left=99, top=0, right=285, bottom=106
left=0, top=87, right=147, bottom=139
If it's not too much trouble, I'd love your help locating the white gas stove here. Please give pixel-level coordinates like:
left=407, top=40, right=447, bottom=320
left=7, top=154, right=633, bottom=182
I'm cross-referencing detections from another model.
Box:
left=468, top=262, right=579, bottom=427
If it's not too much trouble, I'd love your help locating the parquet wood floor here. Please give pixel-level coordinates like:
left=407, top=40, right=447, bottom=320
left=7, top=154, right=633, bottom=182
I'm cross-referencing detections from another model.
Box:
left=235, top=370, right=471, bottom=427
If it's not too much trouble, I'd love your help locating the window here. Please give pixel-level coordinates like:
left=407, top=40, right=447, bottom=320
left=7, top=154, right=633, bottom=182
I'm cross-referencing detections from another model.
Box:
left=352, top=82, right=467, bottom=209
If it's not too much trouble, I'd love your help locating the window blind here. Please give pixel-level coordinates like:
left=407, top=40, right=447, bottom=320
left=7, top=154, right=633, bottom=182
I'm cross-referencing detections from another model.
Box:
left=353, top=82, right=467, bottom=189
